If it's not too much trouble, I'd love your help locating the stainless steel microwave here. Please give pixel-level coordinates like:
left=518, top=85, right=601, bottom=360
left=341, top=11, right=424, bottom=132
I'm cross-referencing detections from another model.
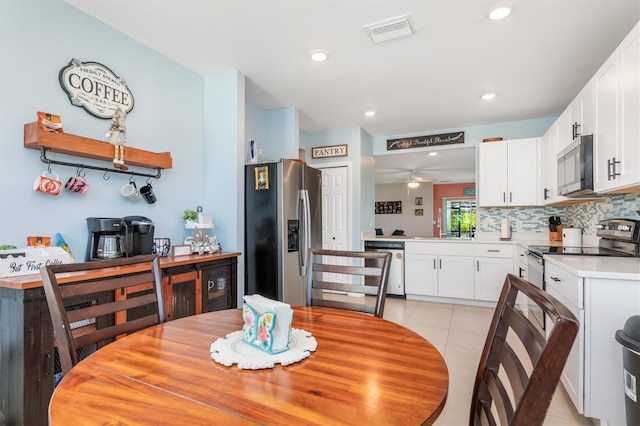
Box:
left=557, top=134, right=595, bottom=197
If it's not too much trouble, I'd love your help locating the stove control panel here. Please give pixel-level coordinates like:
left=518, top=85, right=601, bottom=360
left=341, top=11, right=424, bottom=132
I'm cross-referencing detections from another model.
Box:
left=596, top=218, right=640, bottom=242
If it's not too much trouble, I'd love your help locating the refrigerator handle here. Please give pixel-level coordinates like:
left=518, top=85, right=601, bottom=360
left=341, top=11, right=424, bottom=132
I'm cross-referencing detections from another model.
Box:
left=299, top=189, right=311, bottom=275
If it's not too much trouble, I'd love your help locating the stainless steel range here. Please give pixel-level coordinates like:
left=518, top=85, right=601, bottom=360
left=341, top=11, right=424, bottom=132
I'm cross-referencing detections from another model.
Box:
left=526, top=218, right=640, bottom=332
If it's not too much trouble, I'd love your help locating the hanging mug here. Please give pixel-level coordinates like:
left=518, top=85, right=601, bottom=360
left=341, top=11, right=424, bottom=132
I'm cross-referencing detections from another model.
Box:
left=120, top=181, right=141, bottom=201
left=65, top=174, right=89, bottom=194
left=140, top=182, right=157, bottom=204
left=33, top=172, right=63, bottom=196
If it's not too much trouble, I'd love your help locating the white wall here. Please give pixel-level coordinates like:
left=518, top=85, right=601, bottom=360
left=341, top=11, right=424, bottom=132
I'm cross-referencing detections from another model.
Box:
left=375, top=184, right=434, bottom=237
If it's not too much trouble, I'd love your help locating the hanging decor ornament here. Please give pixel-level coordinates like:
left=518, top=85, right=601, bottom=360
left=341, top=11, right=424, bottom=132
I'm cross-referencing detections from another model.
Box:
left=105, top=107, right=128, bottom=170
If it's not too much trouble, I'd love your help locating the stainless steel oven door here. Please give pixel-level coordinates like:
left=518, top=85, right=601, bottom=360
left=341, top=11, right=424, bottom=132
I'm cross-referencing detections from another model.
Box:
left=526, top=250, right=545, bottom=333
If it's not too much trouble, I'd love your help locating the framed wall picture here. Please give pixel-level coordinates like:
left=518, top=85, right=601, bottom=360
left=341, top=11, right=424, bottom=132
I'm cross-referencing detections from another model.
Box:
left=415, top=209, right=424, bottom=216
left=374, top=201, right=402, bottom=214
left=415, top=197, right=423, bottom=205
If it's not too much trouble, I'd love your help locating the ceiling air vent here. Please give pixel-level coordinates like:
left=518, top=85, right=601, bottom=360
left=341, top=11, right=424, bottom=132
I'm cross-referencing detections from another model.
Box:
left=364, top=15, right=413, bottom=43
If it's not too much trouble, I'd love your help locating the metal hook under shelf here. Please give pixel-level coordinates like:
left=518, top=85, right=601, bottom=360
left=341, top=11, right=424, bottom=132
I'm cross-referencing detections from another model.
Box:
left=39, top=148, right=162, bottom=180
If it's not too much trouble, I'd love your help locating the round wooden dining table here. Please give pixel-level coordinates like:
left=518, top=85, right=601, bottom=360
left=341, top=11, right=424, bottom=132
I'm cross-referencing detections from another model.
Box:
left=49, top=306, right=449, bottom=425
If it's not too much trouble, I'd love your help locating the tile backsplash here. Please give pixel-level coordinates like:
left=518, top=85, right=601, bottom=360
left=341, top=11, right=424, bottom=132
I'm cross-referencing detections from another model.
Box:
left=478, top=193, right=640, bottom=236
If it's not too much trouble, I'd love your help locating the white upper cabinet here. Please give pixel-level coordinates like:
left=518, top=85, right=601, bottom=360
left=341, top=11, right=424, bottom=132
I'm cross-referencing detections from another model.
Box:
left=541, top=120, right=567, bottom=204
left=594, top=50, right=620, bottom=191
left=556, top=108, right=572, bottom=154
left=594, top=21, right=640, bottom=193
left=619, top=22, right=640, bottom=190
left=479, top=138, right=541, bottom=207
left=558, top=81, right=595, bottom=155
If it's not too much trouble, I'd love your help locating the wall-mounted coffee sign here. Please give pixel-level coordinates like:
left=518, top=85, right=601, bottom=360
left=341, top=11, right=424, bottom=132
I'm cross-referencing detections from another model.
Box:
left=58, top=58, right=134, bottom=119
left=387, top=131, right=464, bottom=151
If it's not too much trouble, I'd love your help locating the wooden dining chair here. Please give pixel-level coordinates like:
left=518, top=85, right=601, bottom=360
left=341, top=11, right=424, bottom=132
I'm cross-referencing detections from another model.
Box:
left=306, top=249, right=392, bottom=318
left=40, top=254, right=165, bottom=375
left=470, top=273, right=579, bottom=426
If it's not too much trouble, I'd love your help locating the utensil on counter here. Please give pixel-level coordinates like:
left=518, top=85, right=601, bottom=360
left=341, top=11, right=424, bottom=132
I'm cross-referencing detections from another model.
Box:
left=548, top=216, right=561, bottom=231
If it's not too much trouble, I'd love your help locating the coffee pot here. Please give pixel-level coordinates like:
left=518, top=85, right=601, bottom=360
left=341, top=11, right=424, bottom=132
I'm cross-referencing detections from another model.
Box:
left=96, top=234, right=124, bottom=259
left=86, top=217, right=126, bottom=261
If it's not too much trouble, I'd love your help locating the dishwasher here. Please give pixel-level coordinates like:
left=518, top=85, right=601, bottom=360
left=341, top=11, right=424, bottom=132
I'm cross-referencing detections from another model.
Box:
left=363, top=240, right=405, bottom=296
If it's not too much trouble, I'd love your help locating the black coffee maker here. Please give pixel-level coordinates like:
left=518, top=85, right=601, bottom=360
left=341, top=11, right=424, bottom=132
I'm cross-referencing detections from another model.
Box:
left=123, top=216, right=155, bottom=257
left=86, top=217, right=126, bottom=261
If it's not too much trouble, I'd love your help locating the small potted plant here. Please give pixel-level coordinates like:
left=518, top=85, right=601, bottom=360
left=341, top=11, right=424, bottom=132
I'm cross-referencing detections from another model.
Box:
left=182, top=209, right=199, bottom=226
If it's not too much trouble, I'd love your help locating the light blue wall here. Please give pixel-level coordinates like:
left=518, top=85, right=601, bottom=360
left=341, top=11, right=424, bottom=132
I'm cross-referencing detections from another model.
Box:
left=372, top=117, right=555, bottom=156
left=203, top=71, right=245, bottom=256
left=0, top=0, right=204, bottom=260
left=266, top=107, right=299, bottom=160
left=245, top=103, right=299, bottom=161
left=360, top=129, right=376, bottom=235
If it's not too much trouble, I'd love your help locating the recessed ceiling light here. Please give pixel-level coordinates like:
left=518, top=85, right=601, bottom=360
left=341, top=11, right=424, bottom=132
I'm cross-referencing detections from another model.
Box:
left=428, top=152, right=437, bottom=156
left=489, top=6, right=511, bottom=20
left=481, top=92, right=496, bottom=101
left=364, top=110, right=376, bottom=117
left=310, top=50, right=328, bottom=62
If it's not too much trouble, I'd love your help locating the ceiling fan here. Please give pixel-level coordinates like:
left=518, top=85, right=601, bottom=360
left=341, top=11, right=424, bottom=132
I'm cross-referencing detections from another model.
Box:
left=391, top=169, right=436, bottom=186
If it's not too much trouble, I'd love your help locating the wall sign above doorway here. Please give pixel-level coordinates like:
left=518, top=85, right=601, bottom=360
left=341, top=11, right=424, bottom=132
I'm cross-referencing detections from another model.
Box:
left=387, top=131, right=464, bottom=151
left=58, top=58, right=135, bottom=119
left=311, top=144, right=348, bottom=159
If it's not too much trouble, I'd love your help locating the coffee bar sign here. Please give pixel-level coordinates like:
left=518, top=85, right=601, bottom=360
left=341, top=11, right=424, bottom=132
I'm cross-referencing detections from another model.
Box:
left=59, top=58, right=135, bottom=119
left=311, top=144, right=348, bottom=159
left=387, top=131, right=464, bottom=151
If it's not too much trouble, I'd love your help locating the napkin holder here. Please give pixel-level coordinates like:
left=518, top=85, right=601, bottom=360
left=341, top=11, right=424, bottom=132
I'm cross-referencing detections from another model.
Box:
left=241, top=295, right=293, bottom=354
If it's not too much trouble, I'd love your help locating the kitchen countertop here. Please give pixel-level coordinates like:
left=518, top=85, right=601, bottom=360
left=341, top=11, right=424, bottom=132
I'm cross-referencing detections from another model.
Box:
left=544, top=255, right=640, bottom=281
left=362, top=235, right=562, bottom=248
left=0, top=252, right=241, bottom=290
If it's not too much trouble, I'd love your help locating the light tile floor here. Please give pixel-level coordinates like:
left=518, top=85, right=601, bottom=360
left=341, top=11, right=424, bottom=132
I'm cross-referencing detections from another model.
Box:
left=381, top=297, right=593, bottom=426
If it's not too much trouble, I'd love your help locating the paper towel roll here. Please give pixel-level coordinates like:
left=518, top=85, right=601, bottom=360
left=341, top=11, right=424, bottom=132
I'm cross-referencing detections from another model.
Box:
left=500, top=218, right=511, bottom=240
left=563, top=228, right=582, bottom=246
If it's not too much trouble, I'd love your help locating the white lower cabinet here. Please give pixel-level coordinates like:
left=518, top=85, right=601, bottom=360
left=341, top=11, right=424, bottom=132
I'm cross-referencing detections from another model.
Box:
left=474, top=244, right=514, bottom=302
left=404, top=242, right=473, bottom=300
left=406, top=242, right=518, bottom=303
left=545, top=261, right=584, bottom=415
left=438, top=256, right=474, bottom=299
left=514, top=245, right=529, bottom=315
left=545, top=258, right=639, bottom=426
left=404, top=253, right=437, bottom=296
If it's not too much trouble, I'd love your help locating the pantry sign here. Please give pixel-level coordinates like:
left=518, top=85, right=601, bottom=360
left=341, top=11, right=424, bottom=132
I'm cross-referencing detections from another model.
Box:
left=311, top=144, right=348, bottom=159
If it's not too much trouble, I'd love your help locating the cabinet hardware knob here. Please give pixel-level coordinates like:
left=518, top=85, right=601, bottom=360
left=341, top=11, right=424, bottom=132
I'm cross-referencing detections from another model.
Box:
left=550, top=276, right=560, bottom=282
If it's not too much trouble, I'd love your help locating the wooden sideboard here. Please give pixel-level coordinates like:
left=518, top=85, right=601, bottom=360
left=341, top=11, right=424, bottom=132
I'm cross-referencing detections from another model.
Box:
left=0, top=252, right=239, bottom=426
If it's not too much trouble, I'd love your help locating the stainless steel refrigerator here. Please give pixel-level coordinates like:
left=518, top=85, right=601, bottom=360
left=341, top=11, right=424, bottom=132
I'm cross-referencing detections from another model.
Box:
left=244, top=159, right=322, bottom=306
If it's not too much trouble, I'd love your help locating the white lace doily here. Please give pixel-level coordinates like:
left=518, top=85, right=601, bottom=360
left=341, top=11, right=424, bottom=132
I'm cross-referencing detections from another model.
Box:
left=210, top=328, right=317, bottom=369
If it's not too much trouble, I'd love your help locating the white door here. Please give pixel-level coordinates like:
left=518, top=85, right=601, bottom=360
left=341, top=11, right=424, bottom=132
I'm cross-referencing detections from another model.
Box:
left=319, top=166, right=349, bottom=251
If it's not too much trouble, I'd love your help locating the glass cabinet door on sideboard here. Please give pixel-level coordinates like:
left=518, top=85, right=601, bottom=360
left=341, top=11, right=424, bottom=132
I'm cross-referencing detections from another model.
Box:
left=163, top=257, right=237, bottom=321
left=201, top=257, right=237, bottom=312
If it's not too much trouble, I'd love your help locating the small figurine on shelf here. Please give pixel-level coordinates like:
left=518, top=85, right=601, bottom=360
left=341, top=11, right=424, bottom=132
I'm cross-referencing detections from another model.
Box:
left=105, top=107, right=128, bottom=170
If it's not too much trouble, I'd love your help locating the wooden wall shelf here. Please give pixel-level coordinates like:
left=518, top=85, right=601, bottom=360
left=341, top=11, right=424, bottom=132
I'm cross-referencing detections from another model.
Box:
left=24, top=122, right=172, bottom=170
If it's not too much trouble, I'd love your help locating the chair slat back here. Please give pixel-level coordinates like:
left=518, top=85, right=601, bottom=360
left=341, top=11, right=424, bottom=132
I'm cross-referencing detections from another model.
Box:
left=470, top=274, right=579, bottom=426
left=306, top=249, right=392, bottom=318
left=40, top=254, right=165, bottom=375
